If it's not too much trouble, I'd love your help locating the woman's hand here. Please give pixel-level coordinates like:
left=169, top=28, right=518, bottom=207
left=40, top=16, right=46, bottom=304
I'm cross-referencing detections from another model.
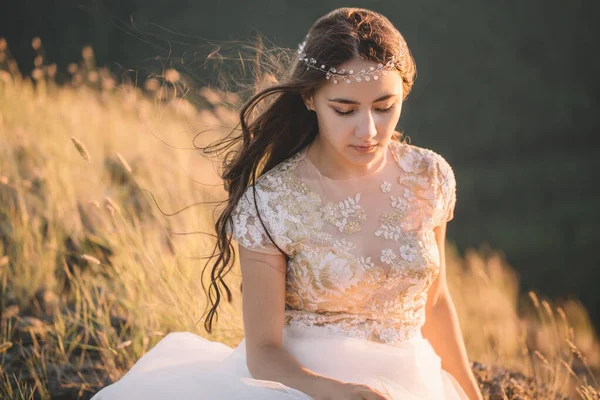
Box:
left=314, top=380, right=391, bottom=400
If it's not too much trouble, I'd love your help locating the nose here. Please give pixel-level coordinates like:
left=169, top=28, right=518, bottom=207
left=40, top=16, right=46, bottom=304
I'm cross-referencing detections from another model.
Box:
left=355, top=110, right=377, bottom=140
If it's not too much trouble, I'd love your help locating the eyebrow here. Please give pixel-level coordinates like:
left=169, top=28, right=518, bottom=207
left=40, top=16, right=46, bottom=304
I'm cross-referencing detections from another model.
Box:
left=327, top=94, right=398, bottom=105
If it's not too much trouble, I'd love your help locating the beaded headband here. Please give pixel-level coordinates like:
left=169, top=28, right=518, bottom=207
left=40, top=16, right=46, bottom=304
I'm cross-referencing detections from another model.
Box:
left=296, top=34, right=402, bottom=84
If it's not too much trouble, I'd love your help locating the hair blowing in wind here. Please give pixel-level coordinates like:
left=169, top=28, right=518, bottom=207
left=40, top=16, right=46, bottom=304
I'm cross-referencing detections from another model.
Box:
left=193, top=7, right=417, bottom=334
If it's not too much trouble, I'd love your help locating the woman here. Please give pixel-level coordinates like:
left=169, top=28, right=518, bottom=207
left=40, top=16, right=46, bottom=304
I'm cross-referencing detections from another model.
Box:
left=93, top=7, right=483, bottom=400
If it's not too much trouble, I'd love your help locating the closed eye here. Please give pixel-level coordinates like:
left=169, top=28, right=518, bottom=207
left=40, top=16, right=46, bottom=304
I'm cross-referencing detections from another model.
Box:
left=334, top=105, right=395, bottom=116
left=377, top=105, right=396, bottom=113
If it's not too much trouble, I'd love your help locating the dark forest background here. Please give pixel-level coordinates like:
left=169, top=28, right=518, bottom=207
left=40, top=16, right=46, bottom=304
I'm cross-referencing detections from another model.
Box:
left=2, top=0, right=599, bottom=331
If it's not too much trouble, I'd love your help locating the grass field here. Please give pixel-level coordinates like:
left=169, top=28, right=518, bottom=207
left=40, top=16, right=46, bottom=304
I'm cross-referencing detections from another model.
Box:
left=0, top=41, right=599, bottom=399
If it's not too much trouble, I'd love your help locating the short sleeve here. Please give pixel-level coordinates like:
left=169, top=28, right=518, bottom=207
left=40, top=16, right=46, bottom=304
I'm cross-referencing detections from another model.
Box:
left=228, top=181, right=293, bottom=256
left=433, top=153, right=457, bottom=224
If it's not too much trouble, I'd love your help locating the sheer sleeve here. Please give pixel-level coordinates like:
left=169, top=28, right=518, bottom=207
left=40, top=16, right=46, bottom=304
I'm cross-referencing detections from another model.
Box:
left=433, top=153, right=457, bottom=224
left=228, top=181, right=293, bottom=256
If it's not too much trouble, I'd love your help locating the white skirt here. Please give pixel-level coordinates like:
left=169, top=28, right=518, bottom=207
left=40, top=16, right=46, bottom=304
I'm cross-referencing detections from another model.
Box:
left=92, top=325, right=469, bottom=399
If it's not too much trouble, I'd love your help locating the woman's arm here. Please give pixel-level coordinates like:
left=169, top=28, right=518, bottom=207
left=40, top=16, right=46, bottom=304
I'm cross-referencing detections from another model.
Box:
left=239, top=246, right=343, bottom=398
left=421, top=221, right=483, bottom=400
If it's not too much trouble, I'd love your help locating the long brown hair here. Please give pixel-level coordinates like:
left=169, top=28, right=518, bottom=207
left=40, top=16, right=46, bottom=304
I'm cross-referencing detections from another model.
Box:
left=199, top=7, right=417, bottom=333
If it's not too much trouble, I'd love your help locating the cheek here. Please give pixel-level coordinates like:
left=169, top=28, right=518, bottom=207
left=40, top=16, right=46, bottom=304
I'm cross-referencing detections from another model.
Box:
left=376, top=112, right=400, bottom=130
left=321, top=113, right=354, bottom=134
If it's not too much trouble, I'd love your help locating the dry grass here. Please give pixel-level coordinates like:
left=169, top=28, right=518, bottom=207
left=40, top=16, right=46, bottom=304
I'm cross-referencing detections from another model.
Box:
left=447, top=245, right=600, bottom=399
left=0, top=40, right=598, bottom=399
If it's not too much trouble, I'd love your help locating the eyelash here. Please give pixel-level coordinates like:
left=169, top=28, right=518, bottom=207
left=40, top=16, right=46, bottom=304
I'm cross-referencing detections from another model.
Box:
left=334, top=105, right=395, bottom=116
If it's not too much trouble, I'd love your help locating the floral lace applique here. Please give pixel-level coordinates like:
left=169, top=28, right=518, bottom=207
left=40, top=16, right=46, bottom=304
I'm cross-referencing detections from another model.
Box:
left=231, top=141, right=456, bottom=344
left=308, top=232, right=356, bottom=254
left=399, top=241, right=418, bottom=262
left=309, top=231, right=333, bottom=246
left=391, top=195, right=410, bottom=211
left=374, top=195, right=409, bottom=240
left=333, top=238, right=356, bottom=253
left=322, top=193, right=366, bottom=233
left=380, top=181, right=392, bottom=192
left=375, top=210, right=405, bottom=240
left=358, top=256, right=378, bottom=271
left=284, top=311, right=422, bottom=344
left=380, top=248, right=397, bottom=265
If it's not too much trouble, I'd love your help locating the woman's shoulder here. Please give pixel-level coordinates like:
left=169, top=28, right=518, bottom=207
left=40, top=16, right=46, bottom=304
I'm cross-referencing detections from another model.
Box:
left=244, top=150, right=304, bottom=193
left=389, top=140, right=454, bottom=178
left=231, top=151, right=303, bottom=225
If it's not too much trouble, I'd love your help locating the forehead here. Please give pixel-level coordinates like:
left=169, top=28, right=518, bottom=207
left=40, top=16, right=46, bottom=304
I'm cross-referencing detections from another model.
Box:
left=316, top=58, right=404, bottom=101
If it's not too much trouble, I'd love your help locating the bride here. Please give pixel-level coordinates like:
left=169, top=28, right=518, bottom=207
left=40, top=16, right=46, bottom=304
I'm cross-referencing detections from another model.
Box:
left=93, top=7, right=483, bottom=400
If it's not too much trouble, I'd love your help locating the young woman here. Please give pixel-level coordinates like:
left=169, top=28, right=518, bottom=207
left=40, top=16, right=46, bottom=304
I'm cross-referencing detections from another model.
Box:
left=93, top=7, right=483, bottom=400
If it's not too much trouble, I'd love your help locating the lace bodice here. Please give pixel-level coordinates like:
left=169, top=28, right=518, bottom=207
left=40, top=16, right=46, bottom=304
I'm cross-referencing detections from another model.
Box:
left=229, top=140, right=457, bottom=344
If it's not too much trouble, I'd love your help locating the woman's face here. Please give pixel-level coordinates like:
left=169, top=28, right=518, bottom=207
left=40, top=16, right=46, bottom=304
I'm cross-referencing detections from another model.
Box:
left=303, top=57, right=404, bottom=167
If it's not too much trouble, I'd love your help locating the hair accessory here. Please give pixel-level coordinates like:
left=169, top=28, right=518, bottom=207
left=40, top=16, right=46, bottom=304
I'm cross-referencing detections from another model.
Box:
left=297, top=35, right=399, bottom=84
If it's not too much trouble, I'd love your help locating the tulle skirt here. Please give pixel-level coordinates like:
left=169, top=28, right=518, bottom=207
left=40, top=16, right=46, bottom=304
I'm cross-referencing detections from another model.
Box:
left=92, top=325, right=469, bottom=399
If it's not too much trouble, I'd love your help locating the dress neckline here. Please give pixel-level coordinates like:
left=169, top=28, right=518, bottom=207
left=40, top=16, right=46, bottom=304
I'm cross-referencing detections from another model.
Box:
left=301, top=141, right=402, bottom=182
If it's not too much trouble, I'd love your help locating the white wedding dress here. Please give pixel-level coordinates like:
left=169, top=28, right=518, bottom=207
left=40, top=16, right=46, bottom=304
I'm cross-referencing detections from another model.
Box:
left=92, top=140, right=469, bottom=399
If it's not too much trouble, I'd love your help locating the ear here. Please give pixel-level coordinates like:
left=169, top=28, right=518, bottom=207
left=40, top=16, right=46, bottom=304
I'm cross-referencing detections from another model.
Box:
left=301, top=92, right=314, bottom=109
